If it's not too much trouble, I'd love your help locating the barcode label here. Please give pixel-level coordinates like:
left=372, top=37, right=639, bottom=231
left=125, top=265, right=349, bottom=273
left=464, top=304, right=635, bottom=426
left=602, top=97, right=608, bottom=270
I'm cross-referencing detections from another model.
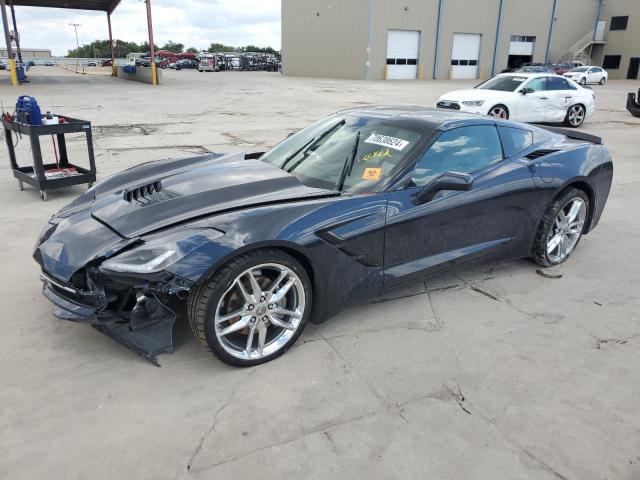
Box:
left=364, top=134, right=409, bottom=151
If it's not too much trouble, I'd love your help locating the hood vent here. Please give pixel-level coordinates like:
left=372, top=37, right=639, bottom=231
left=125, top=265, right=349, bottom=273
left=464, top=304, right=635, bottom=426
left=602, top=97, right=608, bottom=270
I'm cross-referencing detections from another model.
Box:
left=124, top=181, right=179, bottom=206
left=525, top=149, right=559, bottom=160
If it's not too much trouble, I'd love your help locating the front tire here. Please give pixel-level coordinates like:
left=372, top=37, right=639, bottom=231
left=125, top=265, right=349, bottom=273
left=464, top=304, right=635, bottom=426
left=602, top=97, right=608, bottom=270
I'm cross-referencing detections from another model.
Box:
left=579, top=77, right=587, bottom=85
left=532, top=187, right=589, bottom=267
left=564, top=104, right=586, bottom=128
left=488, top=104, right=509, bottom=119
left=188, top=249, right=312, bottom=367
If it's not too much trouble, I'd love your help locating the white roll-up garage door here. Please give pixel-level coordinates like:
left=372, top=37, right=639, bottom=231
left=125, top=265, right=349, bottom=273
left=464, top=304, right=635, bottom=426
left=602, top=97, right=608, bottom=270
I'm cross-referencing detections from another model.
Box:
left=386, top=30, right=420, bottom=80
left=451, top=33, right=481, bottom=79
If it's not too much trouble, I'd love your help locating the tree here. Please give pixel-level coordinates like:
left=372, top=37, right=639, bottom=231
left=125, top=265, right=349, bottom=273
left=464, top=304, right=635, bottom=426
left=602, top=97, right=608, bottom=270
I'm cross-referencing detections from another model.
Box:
left=161, top=40, right=184, bottom=53
left=67, top=39, right=147, bottom=58
left=186, top=47, right=199, bottom=53
left=207, top=42, right=235, bottom=53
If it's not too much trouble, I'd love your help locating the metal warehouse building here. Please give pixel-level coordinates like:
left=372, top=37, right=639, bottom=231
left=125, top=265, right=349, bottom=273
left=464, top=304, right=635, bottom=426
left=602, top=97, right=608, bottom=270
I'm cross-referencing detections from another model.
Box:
left=281, top=0, right=640, bottom=81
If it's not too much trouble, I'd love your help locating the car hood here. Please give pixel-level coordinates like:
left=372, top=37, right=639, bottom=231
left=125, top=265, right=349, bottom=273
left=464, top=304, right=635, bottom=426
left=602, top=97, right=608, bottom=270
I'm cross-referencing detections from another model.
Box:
left=35, top=153, right=335, bottom=281
left=88, top=155, right=333, bottom=239
left=439, top=89, right=513, bottom=101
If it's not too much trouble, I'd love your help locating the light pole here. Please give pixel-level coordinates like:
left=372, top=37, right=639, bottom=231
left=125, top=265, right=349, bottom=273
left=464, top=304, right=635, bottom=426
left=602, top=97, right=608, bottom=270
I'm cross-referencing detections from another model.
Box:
left=69, top=23, right=80, bottom=71
left=69, top=23, right=80, bottom=49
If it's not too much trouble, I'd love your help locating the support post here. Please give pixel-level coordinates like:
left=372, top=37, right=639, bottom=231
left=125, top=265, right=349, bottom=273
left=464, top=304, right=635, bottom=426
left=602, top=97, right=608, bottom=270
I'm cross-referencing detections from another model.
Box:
left=145, top=0, right=157, bottom=85
left=107, top=12, right=116, bottom=76
left=9, top=1, right=21, bottom=63
left=0, top=0, right=17, bottom=86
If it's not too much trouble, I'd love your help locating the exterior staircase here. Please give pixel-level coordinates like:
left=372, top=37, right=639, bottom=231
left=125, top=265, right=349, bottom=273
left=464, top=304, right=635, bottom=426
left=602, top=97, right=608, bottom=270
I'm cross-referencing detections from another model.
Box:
left=557, top=23, right=607, bottom=66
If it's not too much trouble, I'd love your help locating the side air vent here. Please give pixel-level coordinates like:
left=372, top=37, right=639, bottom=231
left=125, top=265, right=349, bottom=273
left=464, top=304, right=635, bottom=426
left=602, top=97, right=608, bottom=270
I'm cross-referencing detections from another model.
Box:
left=525, top=149, right=559, bottom=160
left=124, top=181, right=179, bottom=206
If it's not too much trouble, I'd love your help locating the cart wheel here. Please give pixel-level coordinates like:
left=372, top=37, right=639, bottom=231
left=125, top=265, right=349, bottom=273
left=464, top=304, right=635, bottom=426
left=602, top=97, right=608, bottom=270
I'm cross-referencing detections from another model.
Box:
left=18, top=180, right=24, bottom=191
left=87, top=182, right=93, bottom=189
left=39, top=190, right=47, bottom=201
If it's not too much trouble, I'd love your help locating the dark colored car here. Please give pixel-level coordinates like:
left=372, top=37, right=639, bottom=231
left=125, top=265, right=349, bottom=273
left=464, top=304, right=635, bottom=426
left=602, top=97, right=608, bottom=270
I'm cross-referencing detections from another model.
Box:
left=174, top=58, right=198, bottom=70
left=34, top=107, right=613, bottom=366
left=101, top=59, right=113, bottom=67
left=514, top=66, right=553, bottom=73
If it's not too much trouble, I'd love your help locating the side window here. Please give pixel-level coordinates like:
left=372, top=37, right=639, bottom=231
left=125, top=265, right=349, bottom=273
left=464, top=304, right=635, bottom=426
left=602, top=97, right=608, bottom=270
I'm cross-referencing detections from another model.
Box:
left=548, top=76, right=576, bottom=91
left=498, top=126, right=533, bottom=157
left=524, top=77, right=547, bottom=91
left=412, top=126, right=503, bottom=187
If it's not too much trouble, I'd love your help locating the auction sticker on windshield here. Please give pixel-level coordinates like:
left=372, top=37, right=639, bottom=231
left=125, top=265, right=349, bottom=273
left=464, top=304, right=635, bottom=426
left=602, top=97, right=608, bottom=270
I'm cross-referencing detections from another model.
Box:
left=364, top=134, right=409, bottom=151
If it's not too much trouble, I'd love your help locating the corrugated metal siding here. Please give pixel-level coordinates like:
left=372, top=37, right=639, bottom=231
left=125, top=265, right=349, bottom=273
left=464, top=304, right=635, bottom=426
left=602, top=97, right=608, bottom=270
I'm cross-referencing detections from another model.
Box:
left=282, top=0, right=636, bottom=81
left=369, top=0, right=440, bottom=80
left=494, top=0, right=554, bottom=69
left=549, top=0, right=600, bottom=62
left=600, top=0, right=640, bottom=79
left=437, top=0, right=499, bottom=78
left=282, top=0, right=369, bottom=79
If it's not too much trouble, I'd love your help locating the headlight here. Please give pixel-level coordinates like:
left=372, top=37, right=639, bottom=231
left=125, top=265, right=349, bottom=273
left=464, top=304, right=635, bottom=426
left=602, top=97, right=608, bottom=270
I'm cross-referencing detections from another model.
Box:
left=101, top=228, right=223, bottom=274
left=461, top=100, right=485, bottom=106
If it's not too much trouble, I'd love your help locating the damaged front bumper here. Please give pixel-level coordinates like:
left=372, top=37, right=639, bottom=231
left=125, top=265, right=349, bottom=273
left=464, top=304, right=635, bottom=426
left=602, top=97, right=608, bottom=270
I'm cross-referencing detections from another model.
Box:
left=40, top=269, right=192, bottom=366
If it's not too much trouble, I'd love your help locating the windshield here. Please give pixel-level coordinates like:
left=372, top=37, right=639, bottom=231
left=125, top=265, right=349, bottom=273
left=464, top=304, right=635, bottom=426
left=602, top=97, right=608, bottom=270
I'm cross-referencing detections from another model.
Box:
left=477, top=75, right=527, bottom=92
left=261, top=114, right=423, bottom=192
left=570, top=67, right=588, bottom=72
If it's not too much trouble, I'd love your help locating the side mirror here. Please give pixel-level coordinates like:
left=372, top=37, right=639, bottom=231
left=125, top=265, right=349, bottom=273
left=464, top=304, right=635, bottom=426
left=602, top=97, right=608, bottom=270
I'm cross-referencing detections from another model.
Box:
left=520, top=87, right=534, bottom=95
left=416, top=172, right=473, bottom=204
left=286, top=130, right=298, bottom=138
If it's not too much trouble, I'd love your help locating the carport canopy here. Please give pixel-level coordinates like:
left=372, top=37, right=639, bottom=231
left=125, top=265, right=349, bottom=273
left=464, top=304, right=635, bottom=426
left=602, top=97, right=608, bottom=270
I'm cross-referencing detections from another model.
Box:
left=1, top=0, right=159, bottom=85
left=7, top=1, right=121, bottom=14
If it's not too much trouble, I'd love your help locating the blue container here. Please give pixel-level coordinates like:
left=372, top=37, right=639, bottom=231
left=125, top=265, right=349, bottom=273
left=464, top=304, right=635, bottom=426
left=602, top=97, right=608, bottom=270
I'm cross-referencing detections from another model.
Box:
left=15, top=95, right=42, bottom=125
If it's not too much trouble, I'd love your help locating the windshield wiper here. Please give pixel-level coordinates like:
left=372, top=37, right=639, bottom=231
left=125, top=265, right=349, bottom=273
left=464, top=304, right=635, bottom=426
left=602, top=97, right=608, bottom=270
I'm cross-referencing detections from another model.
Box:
left=336, top=131, right=360, bottom=192
left=282, top=119, right=346, bottom=172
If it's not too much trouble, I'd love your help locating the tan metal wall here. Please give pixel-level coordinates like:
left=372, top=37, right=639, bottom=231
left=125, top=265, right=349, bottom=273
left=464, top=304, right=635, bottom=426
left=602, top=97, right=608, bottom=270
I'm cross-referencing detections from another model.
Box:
left=492, top=0, right=554, bottom=71
left=281, top=0, right=369, bottom=79
left=0, top=48, right=52, bottom=58
left=436, top=0, right=500, bottom=78
left=282, top=0, right=635, bottom=80
left=600, top=0, right=640, bottom=79
left=550, top=0, right=600, bottom=62
left=368, top=0, right=440, bottom=80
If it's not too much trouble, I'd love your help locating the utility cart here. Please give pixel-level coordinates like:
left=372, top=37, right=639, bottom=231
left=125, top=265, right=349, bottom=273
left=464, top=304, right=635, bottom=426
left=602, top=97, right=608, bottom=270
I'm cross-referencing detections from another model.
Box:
left=3, top=115, right=96, bottom=200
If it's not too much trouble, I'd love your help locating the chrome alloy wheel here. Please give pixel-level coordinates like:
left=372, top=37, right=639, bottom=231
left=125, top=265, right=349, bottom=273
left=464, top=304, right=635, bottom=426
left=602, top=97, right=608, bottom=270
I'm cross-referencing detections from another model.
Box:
left=568, top=105, right=585, bottom=127
left=546, top=197, right=587, bottom=263
left=214, top=263, right=306, bottom=360
left=488, top=106, right=508, bottom=118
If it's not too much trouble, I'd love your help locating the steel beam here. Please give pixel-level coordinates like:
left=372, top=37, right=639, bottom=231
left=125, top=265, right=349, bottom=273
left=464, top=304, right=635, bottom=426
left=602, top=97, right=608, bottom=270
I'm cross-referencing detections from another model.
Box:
left=0, top=0, right=17, bottom=85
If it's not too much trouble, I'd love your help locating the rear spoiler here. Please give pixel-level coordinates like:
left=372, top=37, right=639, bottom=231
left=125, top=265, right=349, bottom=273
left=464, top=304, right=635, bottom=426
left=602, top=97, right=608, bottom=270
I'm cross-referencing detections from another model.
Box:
left=532, top=124, right=602, bottom=145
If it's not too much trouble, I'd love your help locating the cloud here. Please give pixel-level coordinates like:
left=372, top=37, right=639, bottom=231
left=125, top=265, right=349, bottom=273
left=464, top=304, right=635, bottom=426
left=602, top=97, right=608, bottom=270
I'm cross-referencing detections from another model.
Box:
left=13, top=0, right=281, bottom=56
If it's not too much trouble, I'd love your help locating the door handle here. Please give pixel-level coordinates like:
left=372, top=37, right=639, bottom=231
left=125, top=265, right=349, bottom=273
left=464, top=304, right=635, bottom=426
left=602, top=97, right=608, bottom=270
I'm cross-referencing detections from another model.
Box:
left=539, top=97, right=548, bottom=100
left=564, top=96, right=572, bottom=99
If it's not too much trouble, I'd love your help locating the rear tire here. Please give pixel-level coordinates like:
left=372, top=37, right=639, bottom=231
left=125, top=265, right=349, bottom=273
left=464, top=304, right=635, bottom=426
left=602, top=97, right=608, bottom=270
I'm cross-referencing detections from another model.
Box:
left=599, top=77, right=606, bottom=85
left=564, top=104, right=586, bottom=128
left=532, top=187, right=589, bottom=267
left=188, top=249, right=312, bottom=367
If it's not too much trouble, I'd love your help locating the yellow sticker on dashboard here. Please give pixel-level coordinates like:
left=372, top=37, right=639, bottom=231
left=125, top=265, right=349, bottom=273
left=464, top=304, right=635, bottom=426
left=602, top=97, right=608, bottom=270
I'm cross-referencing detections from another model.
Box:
left=362, top=167, right=382, bottom=180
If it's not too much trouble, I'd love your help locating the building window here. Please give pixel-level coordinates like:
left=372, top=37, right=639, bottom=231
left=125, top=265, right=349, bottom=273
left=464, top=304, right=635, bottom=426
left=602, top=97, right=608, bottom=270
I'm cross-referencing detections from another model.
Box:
left=510, top=35, right=536, bottom=43
left=603, top=55, right=622, bottom=69
left=610, top=16, right=628, bottom=30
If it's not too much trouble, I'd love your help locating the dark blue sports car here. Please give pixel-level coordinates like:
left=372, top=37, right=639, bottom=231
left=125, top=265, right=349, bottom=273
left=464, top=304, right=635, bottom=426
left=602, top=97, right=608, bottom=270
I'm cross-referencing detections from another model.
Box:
left=34, top=107, right=613, bottom=366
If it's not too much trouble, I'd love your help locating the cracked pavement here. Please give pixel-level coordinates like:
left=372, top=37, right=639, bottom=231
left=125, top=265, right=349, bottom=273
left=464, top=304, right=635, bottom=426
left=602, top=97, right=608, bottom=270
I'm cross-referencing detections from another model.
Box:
left=1, top=69, right=639, bottom=479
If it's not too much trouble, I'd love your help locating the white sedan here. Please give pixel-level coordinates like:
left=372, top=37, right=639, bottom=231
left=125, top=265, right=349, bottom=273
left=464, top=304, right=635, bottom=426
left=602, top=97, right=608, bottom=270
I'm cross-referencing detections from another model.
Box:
left=563, top=66, right=608, bottom=85
left=436, top=73, right=596, bottom=127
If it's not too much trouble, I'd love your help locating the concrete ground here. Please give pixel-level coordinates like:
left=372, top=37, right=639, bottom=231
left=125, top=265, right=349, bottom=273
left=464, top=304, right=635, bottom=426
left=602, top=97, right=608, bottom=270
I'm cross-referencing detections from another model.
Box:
left=1, top=67, right=639, bottom=479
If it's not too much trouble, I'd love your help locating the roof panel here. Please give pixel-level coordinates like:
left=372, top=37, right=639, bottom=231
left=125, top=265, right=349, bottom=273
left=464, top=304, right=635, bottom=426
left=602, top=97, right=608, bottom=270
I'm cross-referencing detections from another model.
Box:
left=10, top=0, right=122, bottom=14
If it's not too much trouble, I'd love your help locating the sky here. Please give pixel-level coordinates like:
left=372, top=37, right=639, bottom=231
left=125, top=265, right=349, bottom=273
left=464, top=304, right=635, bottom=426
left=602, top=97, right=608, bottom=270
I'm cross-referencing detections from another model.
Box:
left=13, top=0, right=281, bottom=56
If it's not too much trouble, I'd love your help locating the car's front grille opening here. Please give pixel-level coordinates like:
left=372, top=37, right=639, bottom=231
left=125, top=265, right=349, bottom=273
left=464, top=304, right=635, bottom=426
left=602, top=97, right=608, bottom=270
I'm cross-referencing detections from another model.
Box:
left=123, top=181, right=180, bottom=206
left=436, top=101, right=461, bottom=110
left=525, top=149, right=560, bottom=160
